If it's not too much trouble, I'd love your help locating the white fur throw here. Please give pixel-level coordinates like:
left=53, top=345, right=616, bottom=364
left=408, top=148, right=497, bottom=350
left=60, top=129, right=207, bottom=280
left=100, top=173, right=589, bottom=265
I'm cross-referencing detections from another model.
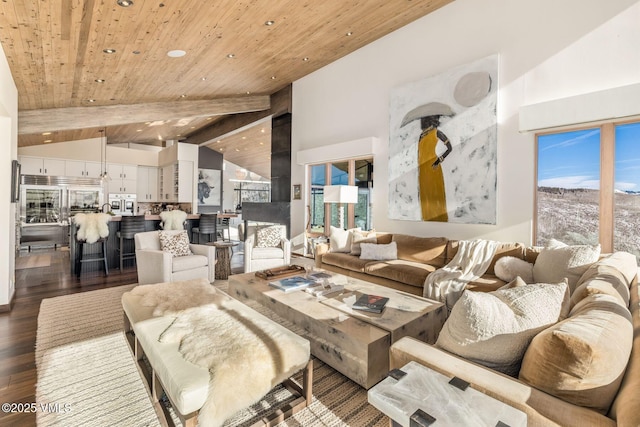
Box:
left=131, top=279, right=310, bottom=427
left=160, top=210, right=187, bottom=230
left=74, top=213, right=111, bottom=244
left=494, top=256, right=535, bottom=283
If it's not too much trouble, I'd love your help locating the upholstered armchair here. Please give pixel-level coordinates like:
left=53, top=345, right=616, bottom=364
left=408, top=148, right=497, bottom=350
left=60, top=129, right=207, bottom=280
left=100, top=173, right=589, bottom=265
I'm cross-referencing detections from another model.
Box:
left=244, top=224, right=291, bottom=273
left=134, top=230, right=216, bottom=284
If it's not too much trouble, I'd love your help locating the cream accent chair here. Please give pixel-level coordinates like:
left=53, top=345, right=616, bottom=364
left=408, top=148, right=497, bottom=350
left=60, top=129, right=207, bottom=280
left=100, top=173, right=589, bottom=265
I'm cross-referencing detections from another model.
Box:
left=244, top=224, right=291, bottom=273
left=134, top=230, right=216, bottom=284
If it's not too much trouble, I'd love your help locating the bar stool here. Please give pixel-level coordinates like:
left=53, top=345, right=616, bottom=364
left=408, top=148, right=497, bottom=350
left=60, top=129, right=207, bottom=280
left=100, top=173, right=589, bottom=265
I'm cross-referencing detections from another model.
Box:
left=116, top=215, right=146, bottom=271
left=192, top=213, right=217, bottom=243
left=76, top=237, right=109, bottom=278
left=73, top=212, right=112, bottom=278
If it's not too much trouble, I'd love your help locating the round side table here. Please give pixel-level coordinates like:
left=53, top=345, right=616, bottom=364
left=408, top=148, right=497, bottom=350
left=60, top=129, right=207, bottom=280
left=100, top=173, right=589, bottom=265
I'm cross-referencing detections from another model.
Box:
left=210, top=241, right=239, bottom=280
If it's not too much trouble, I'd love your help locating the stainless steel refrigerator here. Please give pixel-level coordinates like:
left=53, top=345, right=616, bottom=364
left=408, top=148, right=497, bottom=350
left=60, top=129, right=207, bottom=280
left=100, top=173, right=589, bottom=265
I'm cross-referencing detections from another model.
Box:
left=20, top=175, right=104, bottom=249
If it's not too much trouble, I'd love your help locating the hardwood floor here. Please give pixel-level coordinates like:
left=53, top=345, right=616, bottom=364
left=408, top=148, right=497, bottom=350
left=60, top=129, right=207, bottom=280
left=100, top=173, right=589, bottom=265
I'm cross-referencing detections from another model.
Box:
left=0, top=248, right=139, bottom=427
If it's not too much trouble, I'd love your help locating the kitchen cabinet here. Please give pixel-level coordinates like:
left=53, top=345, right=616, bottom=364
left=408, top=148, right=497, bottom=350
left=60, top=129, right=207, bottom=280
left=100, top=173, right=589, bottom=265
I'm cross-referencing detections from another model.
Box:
left=159, top=160, right=193, bottom=203
left=20, top=156, right=66, bottom=176
left=106, top=163, right=137, bottom=194
left=65, top=160, right=103, bottom=178
left=137, top=166, right=159, bottom=201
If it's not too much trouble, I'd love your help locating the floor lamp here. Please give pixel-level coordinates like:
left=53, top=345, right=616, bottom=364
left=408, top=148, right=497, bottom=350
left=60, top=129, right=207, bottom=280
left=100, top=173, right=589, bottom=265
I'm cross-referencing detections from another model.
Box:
left=323, top=185, right=358, bottom=230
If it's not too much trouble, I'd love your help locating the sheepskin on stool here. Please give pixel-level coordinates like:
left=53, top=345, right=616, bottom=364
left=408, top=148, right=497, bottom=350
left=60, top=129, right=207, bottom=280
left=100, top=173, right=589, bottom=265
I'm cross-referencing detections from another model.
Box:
left=160, top=210, right=187, bottom=230
left=74, top=213, right=111, bottom=243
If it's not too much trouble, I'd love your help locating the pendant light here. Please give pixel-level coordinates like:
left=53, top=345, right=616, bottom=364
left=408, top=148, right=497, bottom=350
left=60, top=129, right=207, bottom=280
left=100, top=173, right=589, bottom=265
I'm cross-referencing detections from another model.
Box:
left=99, top=128, right=111, bottom=181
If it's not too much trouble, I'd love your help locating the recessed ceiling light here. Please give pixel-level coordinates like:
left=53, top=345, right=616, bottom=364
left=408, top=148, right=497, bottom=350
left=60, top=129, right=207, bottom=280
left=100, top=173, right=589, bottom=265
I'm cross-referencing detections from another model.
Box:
left=87, top=99, right=96, bottom=103
left=260, top=129, right=265, bottom=133
left=42, top=132, right=52, bottom=135
left=265, top=20, right=275, bottom=26
left=227, top=53, right=235, bottom=58
left=167, top=49, right=186, bottom=58
left=303, top=57, right=309, bottom=61
left=95, top=78, right=105, bottom=83
left=219, top=148, right=224, bottom=151
left=242, top=136, right=246, bottom=140
left=201, top=77, right=207, bottom=81
left=44, top=139, right=52, bottom=143
left=246, top=91, right=251, bottom=95
left=346, top=31, right=353, bottom=36
left=235, top=148, right=240, bottom=152
left=136, top=129, right=142, bottom=132
left=180, top=94, right=187, bottom=98
left=271, top=76, right=276, bottom=80
left=217, top=140, right=221, bottom=143
left=259, top=142, right=264, bottom=145
left=103, top=48, right=116, bottom=54
left=117, top=0, right=133, bottom=7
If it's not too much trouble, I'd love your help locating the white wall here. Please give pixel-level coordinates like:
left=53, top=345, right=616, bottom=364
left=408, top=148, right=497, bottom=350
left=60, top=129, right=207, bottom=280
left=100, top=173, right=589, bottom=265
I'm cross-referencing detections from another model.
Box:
left=0, top=41, right=18, bottom=307
left=291, top=0, right=640, bottom=245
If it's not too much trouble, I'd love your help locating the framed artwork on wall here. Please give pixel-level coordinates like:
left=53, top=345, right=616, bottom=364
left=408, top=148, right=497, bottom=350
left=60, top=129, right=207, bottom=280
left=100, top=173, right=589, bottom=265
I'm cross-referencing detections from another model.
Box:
left=388, top=54, right=499, bottom=225
left=197, top=168, right=221, bottom=206
left=293, top=184, right=301, bottom=200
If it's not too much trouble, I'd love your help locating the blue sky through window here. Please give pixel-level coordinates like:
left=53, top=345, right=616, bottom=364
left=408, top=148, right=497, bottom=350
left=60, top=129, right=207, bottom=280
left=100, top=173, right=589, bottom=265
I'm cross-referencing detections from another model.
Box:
left=538, top=124, right=640, bottom=192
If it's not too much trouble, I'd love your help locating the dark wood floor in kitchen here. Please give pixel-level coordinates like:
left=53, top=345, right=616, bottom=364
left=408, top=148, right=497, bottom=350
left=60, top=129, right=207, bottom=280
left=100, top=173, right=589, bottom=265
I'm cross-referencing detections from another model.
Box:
left=0, top=245, right=245, bottom=426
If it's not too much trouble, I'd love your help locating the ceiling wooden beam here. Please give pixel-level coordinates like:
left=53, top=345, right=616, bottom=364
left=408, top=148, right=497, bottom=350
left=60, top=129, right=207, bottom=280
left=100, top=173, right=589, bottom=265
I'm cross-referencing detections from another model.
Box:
left=18, top=96, right=271, bottom=134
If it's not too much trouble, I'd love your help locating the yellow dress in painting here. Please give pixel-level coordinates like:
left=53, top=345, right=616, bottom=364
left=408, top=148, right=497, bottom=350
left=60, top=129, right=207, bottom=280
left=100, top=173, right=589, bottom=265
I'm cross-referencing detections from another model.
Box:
left=418, top=128, right=448, bottom=222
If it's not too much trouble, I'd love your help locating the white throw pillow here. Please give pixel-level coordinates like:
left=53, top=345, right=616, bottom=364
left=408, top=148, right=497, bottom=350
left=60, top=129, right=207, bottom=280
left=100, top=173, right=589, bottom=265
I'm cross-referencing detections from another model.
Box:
left=435, top=280, right=569, bottom=377
left=494, top=256, right=534, bottom=283
left=360, top=241, right=398, bottom=261
left=329, top=226, right=360, bottom=253
left=533, top=239, right=601, bottom=292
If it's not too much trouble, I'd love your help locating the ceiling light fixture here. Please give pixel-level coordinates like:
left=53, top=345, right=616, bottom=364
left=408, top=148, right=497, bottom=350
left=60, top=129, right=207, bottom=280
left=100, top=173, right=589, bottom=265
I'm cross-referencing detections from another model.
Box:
left=346, top=31, right=353, bottom=36
left=167, top=49, right=186, bottom=58
left=87, top=99, right=96, bottom=103
left=117, top=0, right=133, bottom=7
left=180, top=94, right=187, bottom=98
left=103, top=48, right=116, bottom=54
left=271, top=76, right=276, bottom=80
left=303, top=57, right=309, bottom=61
left=265, top=20, right=275, bottom=26
left=227, top=53, right=235, bottom=58
left=42, top=132, right=52, bottom=135
left=44, top=139, right=52, bottom=143
left=95, top=78, right=105, bottom=83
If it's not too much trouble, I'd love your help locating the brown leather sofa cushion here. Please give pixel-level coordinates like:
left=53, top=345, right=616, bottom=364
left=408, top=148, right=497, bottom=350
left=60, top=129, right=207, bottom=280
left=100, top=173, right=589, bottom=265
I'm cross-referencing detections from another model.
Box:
left=365, top=259, right=438, bottom=288
left=392, top=234, right=447, bottom=267
left=519, top=294, right=633, bottom=414
left=321, top=252, right=370, bottom=272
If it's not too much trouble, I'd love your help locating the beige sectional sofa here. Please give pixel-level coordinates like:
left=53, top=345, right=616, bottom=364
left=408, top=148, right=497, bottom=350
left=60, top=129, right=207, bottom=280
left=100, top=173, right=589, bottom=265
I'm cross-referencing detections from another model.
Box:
left=315, top=232, right=538, bottom=296
left=389, top=251, right=640, bottom=426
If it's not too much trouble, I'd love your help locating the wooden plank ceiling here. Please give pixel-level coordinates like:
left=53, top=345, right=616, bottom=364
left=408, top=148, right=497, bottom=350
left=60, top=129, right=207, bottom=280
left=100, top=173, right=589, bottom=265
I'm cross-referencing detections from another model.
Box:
left=0, top=0, right=452, bottom=175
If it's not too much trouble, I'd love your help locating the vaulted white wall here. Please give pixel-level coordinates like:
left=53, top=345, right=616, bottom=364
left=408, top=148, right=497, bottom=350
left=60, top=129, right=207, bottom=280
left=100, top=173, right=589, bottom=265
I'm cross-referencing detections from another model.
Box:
left=0, top=41, right=18, bottom=307
left=291, top=0, right=640, bottom=247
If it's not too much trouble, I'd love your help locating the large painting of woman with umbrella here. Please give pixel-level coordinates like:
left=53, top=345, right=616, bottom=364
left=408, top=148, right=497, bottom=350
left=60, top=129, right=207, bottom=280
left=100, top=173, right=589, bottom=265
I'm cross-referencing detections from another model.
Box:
left=389, top=55, right=498, bottom=224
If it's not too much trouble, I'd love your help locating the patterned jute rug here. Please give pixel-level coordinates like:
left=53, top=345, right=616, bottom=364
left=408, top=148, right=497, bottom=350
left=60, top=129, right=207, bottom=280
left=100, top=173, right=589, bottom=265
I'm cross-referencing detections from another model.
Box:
left=35, top=281, right=389, bottom=426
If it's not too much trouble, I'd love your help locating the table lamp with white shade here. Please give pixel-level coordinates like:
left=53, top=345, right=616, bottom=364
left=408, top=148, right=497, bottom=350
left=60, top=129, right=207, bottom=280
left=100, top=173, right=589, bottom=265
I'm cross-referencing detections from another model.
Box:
left=323, top=185, right=359, bottom=230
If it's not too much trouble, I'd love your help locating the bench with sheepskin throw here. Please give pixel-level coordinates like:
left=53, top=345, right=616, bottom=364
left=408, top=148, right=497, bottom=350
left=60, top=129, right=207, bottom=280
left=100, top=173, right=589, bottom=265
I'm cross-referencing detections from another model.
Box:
left=122, top=278, right=313, bottom=427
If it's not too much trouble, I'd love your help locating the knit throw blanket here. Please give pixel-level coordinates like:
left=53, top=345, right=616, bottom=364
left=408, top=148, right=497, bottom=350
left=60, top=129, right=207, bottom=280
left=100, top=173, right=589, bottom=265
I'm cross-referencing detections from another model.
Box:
left=131, top=279, right=309, bottom=427
left=423, top=239, right=499, bottom=311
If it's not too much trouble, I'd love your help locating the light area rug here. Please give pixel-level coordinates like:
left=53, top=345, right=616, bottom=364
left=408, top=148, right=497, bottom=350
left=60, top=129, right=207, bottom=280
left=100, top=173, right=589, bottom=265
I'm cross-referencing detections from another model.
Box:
left=36, top=281, right=389, bottom=427
left=16, top=254, right=51, bottom=270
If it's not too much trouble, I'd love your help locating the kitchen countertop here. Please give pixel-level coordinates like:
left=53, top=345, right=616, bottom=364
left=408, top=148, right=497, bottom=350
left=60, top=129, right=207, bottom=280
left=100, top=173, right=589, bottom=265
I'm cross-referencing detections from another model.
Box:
left=106, top=213, right=238, bottom=221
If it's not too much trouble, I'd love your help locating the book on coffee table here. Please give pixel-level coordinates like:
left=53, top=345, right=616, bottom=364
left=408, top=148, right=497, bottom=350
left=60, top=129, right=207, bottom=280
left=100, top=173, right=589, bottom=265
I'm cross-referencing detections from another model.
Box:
left=352, top=294, right=389, bottom=314
left=269, top=276, right=316, bottom=293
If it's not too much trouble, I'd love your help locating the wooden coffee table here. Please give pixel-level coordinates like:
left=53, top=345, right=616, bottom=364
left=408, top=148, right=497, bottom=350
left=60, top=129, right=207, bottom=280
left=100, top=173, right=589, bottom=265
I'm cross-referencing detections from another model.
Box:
left=228, top=269, right=446, bottom=389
